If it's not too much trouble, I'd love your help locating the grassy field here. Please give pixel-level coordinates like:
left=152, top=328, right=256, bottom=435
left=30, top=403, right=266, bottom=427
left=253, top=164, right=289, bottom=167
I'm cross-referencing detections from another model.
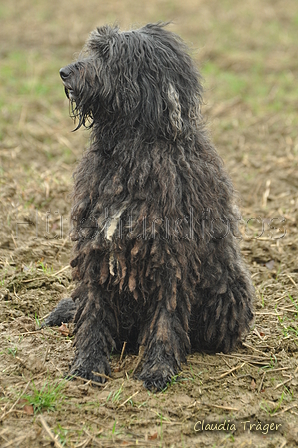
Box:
left=1, top=0, right=298, bottom=446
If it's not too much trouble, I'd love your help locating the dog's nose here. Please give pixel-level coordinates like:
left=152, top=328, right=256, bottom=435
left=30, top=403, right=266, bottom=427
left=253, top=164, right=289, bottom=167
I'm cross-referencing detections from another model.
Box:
left=59, top=67, right=71, bottom=80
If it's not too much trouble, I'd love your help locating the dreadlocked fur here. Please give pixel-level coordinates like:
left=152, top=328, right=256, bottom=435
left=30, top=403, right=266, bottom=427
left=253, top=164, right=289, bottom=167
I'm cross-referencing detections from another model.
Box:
left=49, top=23, right=254, bottom=390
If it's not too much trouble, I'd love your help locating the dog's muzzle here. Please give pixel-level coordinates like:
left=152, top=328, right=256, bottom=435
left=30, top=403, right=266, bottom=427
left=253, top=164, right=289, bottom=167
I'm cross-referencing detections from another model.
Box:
left=64, top=86, right=72, bottom=99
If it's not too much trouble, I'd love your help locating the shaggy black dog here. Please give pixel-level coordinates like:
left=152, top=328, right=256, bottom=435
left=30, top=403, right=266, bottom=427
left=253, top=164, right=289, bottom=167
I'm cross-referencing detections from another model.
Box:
left=46, top=23, right=254, bottom=390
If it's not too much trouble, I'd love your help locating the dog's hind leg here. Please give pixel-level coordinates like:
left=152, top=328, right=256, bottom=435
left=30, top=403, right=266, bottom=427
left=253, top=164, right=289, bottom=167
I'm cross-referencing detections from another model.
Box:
left=190, top=256, right=254, bottom=354
left=68, top=283, right=117, bottom=383
left=39, top=298, right=77, bottom=328
left=139, top=294, right=191, bottom=391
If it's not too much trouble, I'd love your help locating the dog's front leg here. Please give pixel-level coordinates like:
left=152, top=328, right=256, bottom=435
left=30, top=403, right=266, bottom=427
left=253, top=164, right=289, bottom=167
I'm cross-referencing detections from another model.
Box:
left=68, top=283, right=117, bottom=383
left=139, top=303, right=190, bottom=391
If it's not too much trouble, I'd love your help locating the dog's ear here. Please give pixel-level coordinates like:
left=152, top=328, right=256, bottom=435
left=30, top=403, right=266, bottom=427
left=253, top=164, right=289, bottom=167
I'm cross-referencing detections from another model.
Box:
left=166, top=83, right=183, bottom=139
left=87, top=25, right=119, bottom=57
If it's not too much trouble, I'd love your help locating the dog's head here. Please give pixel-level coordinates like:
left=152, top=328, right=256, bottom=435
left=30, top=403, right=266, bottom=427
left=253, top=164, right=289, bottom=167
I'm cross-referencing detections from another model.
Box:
left=60, top=23, right=202, bottom=137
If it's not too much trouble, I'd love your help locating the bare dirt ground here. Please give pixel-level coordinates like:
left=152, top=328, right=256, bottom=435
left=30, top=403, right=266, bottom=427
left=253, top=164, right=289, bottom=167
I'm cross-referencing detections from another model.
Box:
left=0, top=0, right=298, bottom=446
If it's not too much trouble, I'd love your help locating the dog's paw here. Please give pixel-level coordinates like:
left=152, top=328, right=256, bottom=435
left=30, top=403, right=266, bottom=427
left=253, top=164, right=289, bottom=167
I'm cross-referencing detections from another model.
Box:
left=139, top=359, right=178, bottom=391
left=67, top=355, right=111, bottom=384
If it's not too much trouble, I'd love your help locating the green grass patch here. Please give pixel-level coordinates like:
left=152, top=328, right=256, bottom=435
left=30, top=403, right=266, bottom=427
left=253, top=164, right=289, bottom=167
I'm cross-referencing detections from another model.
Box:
left=202, top=61, right=248, bottom=97
left=260, top=387, right=293, bottom=416
left=23, top=378, right=67, bottom=414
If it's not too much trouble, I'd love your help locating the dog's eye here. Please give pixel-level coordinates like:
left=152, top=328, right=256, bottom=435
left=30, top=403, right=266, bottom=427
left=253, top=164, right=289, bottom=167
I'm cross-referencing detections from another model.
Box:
left=100, top=44, right=110, bottom=57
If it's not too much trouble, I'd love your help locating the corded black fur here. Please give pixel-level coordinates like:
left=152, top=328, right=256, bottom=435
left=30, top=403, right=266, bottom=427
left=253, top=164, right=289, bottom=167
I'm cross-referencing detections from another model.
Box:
left=49, top=23, right=254, bottom=390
